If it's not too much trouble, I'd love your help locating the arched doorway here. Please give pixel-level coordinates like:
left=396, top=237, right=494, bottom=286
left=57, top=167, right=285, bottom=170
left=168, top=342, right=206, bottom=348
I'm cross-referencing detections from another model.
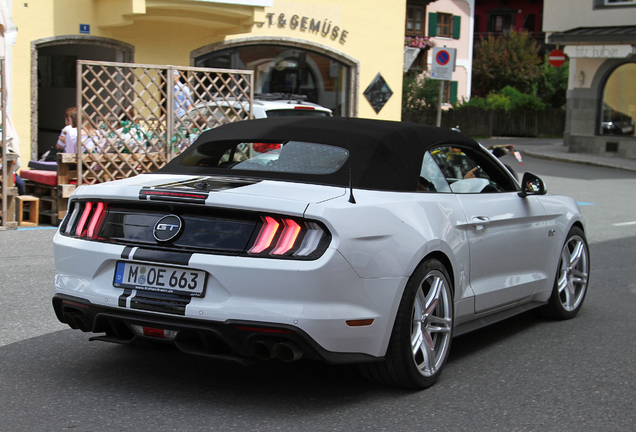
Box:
left=599, top=62, right=636, bottom=137
left=32, top=36, right=134, bottom=158
left=192, top=37, right=359, bottom=117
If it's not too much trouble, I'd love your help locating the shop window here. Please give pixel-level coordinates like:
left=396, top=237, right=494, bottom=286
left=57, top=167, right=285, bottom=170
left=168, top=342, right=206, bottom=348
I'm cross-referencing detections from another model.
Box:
left=599, top=63, right=636, bottom=137
left=406, top=5, right=426, bottom=37
left=428, top=13, right=461, bottom=39
left=195, top=45, right=350, bottom=117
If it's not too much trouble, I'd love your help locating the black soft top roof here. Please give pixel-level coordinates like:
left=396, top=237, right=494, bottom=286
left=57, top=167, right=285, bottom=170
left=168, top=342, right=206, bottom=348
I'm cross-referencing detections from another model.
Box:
left=160, top=117, right=480, bottom=191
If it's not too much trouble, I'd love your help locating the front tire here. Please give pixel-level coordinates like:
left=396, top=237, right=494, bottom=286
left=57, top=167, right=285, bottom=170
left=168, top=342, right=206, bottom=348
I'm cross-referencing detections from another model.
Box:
left=360, top=259, right=453, bottom=389
left=538, top=226, right=590, bottom=320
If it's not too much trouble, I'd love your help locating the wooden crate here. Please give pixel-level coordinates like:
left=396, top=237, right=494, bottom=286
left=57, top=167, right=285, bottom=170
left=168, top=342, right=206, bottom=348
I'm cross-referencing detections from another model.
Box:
left=23, top=180, right=66, bottom=226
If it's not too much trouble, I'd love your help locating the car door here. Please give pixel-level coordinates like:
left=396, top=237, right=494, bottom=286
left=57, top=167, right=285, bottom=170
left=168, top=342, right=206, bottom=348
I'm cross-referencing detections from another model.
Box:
left=429, top=145, right=549, bottom=314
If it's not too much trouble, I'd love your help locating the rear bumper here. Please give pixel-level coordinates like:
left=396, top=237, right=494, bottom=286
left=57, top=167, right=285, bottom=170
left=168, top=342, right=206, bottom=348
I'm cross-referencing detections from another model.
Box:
left=53, top=232, right=408, bottom=360
left=52, top=293, right=379, bottom=365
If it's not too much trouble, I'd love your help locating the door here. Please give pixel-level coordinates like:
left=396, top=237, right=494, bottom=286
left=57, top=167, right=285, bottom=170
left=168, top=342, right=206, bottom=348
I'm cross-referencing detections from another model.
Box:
left=429, top=145, right=549, bottom=313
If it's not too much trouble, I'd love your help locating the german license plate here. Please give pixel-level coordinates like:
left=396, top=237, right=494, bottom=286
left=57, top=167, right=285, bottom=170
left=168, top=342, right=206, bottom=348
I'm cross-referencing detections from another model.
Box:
left=113, top=261, right=207, bottom=297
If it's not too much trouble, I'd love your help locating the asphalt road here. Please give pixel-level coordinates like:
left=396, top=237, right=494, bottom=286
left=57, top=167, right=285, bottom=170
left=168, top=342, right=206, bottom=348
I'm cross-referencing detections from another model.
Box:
left=1, top=156, right=636, bottom=432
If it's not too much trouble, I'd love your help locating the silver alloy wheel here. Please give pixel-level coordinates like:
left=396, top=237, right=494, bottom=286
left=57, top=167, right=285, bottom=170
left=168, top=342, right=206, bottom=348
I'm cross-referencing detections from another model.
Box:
left=411, top=270, right=452, bottom=377
left=556, top=234, right=589, bottom=312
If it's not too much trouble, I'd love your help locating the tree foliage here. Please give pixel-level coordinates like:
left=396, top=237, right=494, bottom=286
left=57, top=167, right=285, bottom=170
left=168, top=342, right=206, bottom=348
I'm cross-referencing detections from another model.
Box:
left=535, top=54, right=569, bottom=108
left=402, top=70, right=441, bottom=111
left=472, top=29, right=542, bottom=96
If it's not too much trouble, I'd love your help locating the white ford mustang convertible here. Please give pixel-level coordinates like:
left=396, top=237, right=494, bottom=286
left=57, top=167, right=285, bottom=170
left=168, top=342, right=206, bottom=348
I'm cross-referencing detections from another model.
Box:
left=53, top=117, right=589, bottom=389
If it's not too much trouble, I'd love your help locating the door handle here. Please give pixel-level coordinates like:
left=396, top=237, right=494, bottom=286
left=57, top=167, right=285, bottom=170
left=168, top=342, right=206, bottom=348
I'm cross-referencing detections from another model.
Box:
left=471, top=216, right=491, bottom=230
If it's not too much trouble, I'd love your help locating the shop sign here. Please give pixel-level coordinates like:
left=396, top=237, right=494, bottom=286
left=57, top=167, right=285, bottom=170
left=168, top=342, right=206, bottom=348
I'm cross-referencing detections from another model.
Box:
left=564, top=45, right=635, bottom=58
left=256, top=13, right=349, bottom=44
left=363, top=73, right=393, bottom=114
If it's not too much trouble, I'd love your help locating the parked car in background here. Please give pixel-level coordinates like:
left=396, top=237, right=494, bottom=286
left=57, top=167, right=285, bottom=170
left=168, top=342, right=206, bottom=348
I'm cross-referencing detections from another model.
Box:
left=181, top=93, right=332, bottom=130
left=601, top=102, right=635, bottom=136
left=52, top=117, right=590, bottom=389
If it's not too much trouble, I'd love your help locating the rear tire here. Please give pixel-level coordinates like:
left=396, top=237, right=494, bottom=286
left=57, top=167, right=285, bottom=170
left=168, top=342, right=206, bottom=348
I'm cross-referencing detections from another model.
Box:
left=360, top=259, right=453, bottom=389
left=537, top=226, right=590, bottom=320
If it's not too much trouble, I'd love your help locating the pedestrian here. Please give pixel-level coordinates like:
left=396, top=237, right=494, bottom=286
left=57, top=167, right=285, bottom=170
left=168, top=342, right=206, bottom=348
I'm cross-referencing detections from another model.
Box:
left=173, top=70, right=193, bottom=117
left=56, top=107, right=78, bottom=154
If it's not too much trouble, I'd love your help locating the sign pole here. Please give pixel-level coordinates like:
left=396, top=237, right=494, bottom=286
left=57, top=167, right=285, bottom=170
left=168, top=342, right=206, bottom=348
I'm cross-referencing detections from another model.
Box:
left=430, top=47, right=456, bottom=129
left=436, top=80, right=444, bottom=127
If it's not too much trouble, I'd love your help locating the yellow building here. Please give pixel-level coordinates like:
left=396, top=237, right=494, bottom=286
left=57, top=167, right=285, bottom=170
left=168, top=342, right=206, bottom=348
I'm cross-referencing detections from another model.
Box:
left=7, top=0, right=409, bottom=162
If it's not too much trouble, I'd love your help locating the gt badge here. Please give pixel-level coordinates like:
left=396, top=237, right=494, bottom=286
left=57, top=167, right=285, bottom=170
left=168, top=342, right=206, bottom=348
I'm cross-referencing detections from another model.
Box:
left=153, top=215, right=183, bottom=242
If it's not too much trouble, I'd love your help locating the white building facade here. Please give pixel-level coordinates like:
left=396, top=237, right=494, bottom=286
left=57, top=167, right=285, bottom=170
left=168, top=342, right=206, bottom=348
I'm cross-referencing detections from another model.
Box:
left=544, top=0, right=636, bottom=158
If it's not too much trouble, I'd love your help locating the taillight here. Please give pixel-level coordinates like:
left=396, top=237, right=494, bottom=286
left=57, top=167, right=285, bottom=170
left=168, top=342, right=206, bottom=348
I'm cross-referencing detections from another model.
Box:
left=253, top=143, right=281, bottom=153
left=61, top=200, right=108, bottom=240
left=247, top=215, right=330, bottom=259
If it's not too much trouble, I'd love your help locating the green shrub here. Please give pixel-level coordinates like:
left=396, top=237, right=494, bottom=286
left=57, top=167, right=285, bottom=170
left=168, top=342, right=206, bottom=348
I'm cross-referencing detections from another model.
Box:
left=458, top=86, right=545, bottom=111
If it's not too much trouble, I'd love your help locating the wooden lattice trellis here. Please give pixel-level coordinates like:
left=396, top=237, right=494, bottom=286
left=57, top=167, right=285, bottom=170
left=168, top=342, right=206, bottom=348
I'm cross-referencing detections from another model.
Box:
left=1, top=57, right=15, bottom=229
left=76, top=61, right=254, bottom=185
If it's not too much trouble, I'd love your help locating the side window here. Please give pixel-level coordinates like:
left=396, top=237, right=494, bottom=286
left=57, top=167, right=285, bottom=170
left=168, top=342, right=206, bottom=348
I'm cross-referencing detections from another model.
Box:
left=418, top=151, right=451, bottom=193
left=429, top=145, right=508, bottom=194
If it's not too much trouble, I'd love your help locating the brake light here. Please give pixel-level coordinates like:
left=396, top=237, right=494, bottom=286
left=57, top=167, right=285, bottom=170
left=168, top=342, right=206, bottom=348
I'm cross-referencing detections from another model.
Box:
left=249, top=216, right=280, bottom=254
left=63, top=200, right=108, bottom=240
left=247, top=215, right=330, bottom=259
left=87, top=202, right=106, bottom=239
left=294, top=106, right=315, bottom=110
left=75, top=202, right=93, bottom=237
left=271, top=219, right=301, bottom=256
left=253, top=143, right=281, bottom=153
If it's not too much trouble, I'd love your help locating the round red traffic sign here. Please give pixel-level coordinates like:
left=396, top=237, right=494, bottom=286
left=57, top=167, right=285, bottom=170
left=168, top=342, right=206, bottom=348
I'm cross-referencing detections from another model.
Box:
left=436, top=50, right=450, bottom=66
left=548, top=49, right=567, bottom=67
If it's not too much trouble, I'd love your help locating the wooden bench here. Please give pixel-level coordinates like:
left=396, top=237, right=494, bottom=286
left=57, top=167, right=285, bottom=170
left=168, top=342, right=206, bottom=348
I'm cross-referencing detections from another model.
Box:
left=22, top=152, right=166, bottom=225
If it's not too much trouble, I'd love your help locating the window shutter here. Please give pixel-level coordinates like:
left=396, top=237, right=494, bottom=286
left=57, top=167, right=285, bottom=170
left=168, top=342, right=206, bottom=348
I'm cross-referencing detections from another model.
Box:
left=428, top=13, right=437, bottom=37
left=450, top=81, right=458, bottom=104
left=452, top=15, right=461, bottom=39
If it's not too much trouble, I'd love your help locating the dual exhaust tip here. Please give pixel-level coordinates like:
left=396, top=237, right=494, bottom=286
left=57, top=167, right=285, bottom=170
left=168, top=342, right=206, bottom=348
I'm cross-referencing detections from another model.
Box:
left=63, top=312, right=90, bottom=332
left=250, top=340, right=303, bottom=362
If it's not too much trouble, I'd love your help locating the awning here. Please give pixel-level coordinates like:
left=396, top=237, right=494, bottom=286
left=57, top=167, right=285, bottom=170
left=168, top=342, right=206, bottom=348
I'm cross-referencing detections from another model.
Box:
left=96, top=0, right=273, bottom=34
left=548, top=26, right=636, bottom=45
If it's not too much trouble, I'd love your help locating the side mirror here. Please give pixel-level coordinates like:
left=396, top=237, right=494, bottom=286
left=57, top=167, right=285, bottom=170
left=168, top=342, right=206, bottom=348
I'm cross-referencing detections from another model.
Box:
left=519, top=172, right=547, bottom=197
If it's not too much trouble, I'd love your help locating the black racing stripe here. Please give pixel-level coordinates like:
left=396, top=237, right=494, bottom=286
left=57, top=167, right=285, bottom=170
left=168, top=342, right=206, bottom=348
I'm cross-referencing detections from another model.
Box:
left=121, top=246, right=133, bottom=259
left=118, top=289, right=133, bottom=307
left=132, top=248, right=192, bottom=266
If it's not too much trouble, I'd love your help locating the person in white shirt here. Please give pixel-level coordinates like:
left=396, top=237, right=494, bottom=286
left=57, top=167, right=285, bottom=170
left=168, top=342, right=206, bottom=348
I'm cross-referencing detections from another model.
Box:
left=56, top=107, right=78, bottom=154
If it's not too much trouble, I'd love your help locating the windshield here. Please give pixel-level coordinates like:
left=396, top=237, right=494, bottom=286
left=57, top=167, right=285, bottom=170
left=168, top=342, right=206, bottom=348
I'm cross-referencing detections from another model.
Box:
left=179, top=140, right=349, bottom=175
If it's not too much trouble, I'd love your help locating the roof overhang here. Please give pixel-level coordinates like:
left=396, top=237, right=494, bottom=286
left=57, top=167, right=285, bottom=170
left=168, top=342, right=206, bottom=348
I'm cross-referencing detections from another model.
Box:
left=548, top=26, right=636, bottom=45
left=96, top=0, right=272, bottom=34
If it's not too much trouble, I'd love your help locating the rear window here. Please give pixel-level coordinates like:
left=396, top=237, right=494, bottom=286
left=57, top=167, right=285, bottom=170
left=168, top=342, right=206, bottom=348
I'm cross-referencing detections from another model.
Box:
left=265, top=109, right=331, bottom=117
left=179, top=140, right=349, bottom=175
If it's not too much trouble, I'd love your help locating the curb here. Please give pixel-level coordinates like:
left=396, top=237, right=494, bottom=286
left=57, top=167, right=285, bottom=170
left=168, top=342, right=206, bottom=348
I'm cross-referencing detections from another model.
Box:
left=522, top=149, right=636, bottom=173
